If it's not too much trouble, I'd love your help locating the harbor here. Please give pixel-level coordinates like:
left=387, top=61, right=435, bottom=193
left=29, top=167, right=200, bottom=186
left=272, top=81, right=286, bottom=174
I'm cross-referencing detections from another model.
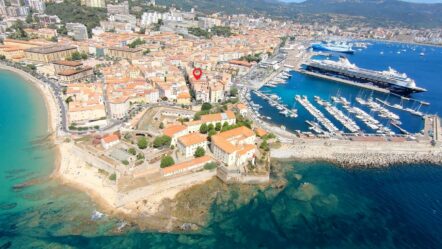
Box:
left=242, top=39, right=442, bottom=140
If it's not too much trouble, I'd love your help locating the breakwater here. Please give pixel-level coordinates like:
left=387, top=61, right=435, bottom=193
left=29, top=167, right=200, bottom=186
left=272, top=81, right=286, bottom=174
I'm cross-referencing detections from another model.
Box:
left=271, top=140, right=442, bottom=168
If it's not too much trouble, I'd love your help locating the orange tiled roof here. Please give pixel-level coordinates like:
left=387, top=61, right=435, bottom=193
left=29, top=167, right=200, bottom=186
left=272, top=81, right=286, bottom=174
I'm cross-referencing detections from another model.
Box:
left=200, top=111, right=235, bottom=123
left=178, top=133, right=207, bottom=147
left=163, top=124, right=187, bottom=137
left=162, top=155, right=213, bottom=174
left=102, top=134, right=119, bottom=143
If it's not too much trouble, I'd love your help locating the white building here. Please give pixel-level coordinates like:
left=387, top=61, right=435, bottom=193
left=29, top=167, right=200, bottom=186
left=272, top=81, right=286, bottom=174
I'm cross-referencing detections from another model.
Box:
left=27, top=0, right=45, bottom=13
left=211, top=126, right=256, bottom=168
left=66, top=23, right=88, bottom=41
left=140, top=11, right=183, bottom=27
left=101, top=134, right=120, bottom=150
left=109, top=97, right=130, bottom=119
left=177, top=133, right=207, bottom=158
left=81, top=0, right=105, bottom=8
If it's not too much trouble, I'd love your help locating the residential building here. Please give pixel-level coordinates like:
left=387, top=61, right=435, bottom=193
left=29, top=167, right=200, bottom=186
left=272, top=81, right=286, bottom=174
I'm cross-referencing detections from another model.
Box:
left=211, top=126, right=256, bottom=168
left=27, top=0, right=45, bottom=13
left=24, top=45, right=77, bottom=63
left=107, top=1, right=129, bottom=15
left=109, top=97, right=129, bottom=119
left=105, top=47, right=143, bottom=60
left=177, top=92, right=191, bottom=105
left=66, top=23, right=88, bottom=41
left=101, top=134, right=120, bottom=149
left=58, top=67, right=94, bottom=83
left=177, top=133, right=207, bottom=158
left=81, top=0, right=105, bottom=8
left=163, top=124, right=188, bottom=146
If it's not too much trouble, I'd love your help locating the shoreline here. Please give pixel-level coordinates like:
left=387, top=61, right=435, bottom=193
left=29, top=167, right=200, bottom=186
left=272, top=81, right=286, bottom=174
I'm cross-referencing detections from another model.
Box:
left=0, top=64, right=62, bottom=177
left=2, top=62, right=441, bottom=232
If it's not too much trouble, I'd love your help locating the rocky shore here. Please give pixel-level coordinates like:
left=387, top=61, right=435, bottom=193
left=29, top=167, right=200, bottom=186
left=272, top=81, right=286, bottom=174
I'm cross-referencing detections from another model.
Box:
left=330, top=151, right=442, bottom=168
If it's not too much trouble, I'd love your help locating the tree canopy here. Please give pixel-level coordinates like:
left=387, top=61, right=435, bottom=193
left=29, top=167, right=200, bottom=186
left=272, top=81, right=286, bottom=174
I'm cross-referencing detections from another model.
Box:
left=160, top=155, right=175, bottom=168
left=137, top=137, right=148, bottom=149
left=194, top=146, right=205, bottom=158
left=153, top=135, right=171, bottom=148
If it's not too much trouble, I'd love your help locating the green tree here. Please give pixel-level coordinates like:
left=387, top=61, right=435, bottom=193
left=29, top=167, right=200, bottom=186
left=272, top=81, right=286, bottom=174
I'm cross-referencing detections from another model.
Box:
left=65, top=96, right=73, bottom=104
left=153, top=135, right=171, bottom=148
left=208, top=123, right=214, bottom=131
left=26, top=11, right=34, bottom=24
left=208, top=129, right=217, bottom=139
left=203, top=162, right=217, bottom=170
left=199, top=123, right=208, bottom=134
left=109, top=173, right=116, bottom=181
left=215, top=122, right=222, bottom=131
left=137, top=152, right=145, bottom=160
left=230, top=87, right=238, bottom=97
left=194, top=146, right=205, bottom=158
left=128, top=38, right=145, bottom=48
left=260, top=140, right=270, bottom=152
left=137, top=137, right=148, bottom=149
left=0, top=55, right=5, bottom=60
left=26, top=64, right=36, bottom=71
left=122, top=160, right=129, bottom=165
left=45, top=0, right=107, bottom=36
left=160, top=155, right=174, bottom=168
left=201, top=102, right=212, bottom=111
left=128, top=147, right=136, bottom=155
left=50, top=36, right=58, bottom=42
left=8, top=20, right=29, bottom=40
left=159, top=122, right=164, bottom=129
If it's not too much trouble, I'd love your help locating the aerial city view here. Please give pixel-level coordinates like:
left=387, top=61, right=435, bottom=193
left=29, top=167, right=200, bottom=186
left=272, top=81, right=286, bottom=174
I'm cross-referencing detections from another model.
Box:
left=1, top=0, right=442, bottom=248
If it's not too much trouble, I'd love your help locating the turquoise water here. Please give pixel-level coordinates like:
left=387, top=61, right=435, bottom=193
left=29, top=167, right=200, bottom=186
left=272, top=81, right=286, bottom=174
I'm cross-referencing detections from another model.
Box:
left=252, top=41, right=442, bottom=134
left=2, top=41, right=442, bottom=248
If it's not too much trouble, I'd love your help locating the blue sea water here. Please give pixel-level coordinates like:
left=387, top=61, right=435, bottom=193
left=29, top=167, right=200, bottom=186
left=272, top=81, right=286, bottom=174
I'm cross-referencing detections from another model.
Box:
left=1, top=41, right=442, bottom=248
left=251, top=41, right=442, bottom=134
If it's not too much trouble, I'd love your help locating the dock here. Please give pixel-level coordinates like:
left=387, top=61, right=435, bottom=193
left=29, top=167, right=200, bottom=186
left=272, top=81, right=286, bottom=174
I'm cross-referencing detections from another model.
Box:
left=423, top=115, right=442, bottom=141
left=314, top=97, right=360, bottom=133
left=254, top=91, right=297, bottom=118
left=298, top=69, right=390, bottom=94
left=295, top=95, right=339, bottom=134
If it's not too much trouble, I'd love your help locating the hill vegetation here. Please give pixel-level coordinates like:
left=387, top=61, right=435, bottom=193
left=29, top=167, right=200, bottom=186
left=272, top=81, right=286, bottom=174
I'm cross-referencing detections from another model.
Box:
left=157, top=0, right=442, bottom=28
left=45, top=0, right=107, bottom=36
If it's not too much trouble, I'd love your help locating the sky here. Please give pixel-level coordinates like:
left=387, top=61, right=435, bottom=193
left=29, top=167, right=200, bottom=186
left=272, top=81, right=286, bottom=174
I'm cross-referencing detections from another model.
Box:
left=280, top=0, right=442, bottom=2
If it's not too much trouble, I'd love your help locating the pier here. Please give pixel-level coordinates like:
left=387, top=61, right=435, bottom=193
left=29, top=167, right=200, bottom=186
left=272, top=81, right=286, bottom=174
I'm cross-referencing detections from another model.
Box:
left=295, top=95, right=339, bottom=134
left=376, top=98, right=424, bottom=117
left=314, top=97, right=360, bottom=133
left=254, top=91, right=297, bottom=118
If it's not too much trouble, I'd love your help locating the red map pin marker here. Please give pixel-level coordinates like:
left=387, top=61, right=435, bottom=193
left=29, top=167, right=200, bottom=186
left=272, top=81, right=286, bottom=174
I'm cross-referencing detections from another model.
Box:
left=192, top=68, right=202, bottom=80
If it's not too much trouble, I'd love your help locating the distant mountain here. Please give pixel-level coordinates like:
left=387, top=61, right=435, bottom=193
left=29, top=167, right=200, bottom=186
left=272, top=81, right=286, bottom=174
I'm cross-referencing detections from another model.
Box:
left=157, top=0, right=442, bottom=28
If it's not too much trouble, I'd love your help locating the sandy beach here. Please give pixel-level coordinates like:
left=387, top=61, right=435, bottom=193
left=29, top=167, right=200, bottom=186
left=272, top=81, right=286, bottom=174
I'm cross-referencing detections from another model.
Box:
left=1, top=64, right=220, bottom=230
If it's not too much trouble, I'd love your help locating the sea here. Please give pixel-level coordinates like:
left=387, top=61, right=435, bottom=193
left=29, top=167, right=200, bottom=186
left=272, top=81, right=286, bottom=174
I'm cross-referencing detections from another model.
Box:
left=1, top=41, right=442, bottom=249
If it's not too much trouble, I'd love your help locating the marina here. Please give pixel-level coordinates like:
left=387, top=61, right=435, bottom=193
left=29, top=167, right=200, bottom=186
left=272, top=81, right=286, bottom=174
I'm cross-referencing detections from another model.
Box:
left=314, top=96, right=361, bottom=133
left=252, top=90, right=298, bottom=118
left=375, top=98, right=425, bottom=117
left=295, top=95, right=340, bottom=135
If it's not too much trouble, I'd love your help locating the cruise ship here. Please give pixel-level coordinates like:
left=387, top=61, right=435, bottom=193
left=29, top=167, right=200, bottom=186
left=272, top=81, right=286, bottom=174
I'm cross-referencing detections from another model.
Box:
left=304, top=57, right=426, bottom=95
left=311, top=41, right=354, bottom=54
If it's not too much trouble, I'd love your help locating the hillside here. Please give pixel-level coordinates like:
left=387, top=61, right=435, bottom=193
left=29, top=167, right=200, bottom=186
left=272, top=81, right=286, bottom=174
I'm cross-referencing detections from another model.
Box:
left=156, top=0, right=442, bottom=28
